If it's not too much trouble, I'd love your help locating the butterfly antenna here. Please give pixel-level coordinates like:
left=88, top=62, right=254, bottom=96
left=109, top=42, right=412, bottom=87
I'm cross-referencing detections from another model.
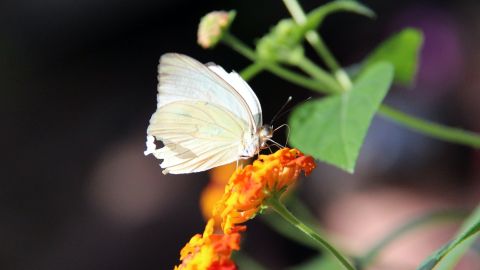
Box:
left=270, top=96, right=292, bottom=126
left=270, top=97, right=313, bottom=126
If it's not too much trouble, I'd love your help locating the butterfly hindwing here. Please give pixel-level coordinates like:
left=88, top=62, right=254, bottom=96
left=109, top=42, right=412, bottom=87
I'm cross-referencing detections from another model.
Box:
left=147, top=100, right=247, bottom=174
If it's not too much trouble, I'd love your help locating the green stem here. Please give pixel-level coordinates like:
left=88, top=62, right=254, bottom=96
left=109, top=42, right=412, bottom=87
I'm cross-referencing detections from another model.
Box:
left=283, top=0, right=353, bottom=90
left=261, top=196, right=327, bottom=251
left=282, top=0, right=307, bottom=23
left=358, top=210, right=467, bottom=269
left=296, top=56, right=344, bottom=94
left=222, top=32, right=332, bottom=94
left=378, top=105, right=480, bottom=148
left=222, top=32, right=257, bottom=60
left=266, top=195, right=355, bottom=270
left=265, top=62, right=331, bottom=94
left=240, top=62, right=264, bottom=81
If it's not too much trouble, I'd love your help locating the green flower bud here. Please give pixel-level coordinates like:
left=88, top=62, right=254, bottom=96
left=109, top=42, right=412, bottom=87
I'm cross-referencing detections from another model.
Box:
left=256, top=19, right=305, bottom=65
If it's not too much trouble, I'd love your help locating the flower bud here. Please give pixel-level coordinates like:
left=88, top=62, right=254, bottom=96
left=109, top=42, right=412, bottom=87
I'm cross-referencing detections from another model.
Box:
left=256, top=19, right=305, bottom=64
left=197, top=10, right=236, bottom=49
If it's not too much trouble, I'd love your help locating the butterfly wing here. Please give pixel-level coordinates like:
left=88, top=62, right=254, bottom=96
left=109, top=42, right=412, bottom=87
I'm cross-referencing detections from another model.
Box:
left=206, top=64, right=263, bottom=127
left=156, top=53, right=258, bottom=130
left=145, top=53, right=262, bottom=174
left=146, top=101, right=248, bottom=174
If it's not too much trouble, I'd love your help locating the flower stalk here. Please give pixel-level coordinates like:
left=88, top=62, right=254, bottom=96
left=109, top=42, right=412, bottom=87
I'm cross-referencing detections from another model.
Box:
left=283, top=0, right=354, bottom=90
left=266, top=194, right=356, bottom=270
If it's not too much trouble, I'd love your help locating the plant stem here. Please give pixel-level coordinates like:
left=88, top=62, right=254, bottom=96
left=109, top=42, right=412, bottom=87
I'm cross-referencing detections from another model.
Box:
left=222, top=32, right=257, bottom=60
left=296, top=56, right=344, bottom=94
left=266, top=195, right=355, bottom=270
left=222, top=32, right=332, bottom=94
left=378, top=105, right=480, bottom=148
left=266, top=62, right=332, bottom=94
left=283, top=0, right=353, bottom=90
left=358, top=210, right=466, bottom=269
left=240, top=62, right=264, bottom=81
left=261, top=196, right=327, bottom=251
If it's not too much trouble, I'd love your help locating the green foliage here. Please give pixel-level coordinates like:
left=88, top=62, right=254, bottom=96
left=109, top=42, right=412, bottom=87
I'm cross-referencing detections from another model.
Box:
left=289, top=62, right=393, bottom=173
left=233, top=252, right=267, bottom=270
left=289, top=255, right=342, bottom=270
left=357, top=28, right=424, bottom=85
left=201, top=0, right=480, bottom=267
left=256, top=0, right=374, bottom=65
left=417, top=205, right=480, bottom=270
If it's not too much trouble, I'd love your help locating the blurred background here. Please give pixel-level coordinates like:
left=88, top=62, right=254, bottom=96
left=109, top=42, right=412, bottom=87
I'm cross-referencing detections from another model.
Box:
left=1, top=0, right=480, bottom=269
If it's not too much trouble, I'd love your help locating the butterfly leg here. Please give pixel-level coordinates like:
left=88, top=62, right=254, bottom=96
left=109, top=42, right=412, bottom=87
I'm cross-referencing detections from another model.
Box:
left=267, top=139, right=284, bottom=150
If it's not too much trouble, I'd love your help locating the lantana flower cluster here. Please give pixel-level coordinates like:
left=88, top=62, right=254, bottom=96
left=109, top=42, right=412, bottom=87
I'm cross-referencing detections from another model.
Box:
left=174, top=219, right=241, bottom=270
left=174, top=148, right=316, bottom=269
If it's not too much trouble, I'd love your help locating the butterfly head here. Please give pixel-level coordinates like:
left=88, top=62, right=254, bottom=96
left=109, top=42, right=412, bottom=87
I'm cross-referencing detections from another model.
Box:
left=258, top=124, right=274, bottom=149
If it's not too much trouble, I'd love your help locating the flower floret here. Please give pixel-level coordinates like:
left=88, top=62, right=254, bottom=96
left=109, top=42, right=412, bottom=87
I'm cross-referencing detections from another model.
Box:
left=214, top=148, right=315, bottom=233
left=174, top=219, right=240, bottom=270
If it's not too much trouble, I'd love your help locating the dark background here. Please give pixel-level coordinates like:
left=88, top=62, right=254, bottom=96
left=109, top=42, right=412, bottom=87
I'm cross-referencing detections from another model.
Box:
left=2, top=0, right=479, bottom=269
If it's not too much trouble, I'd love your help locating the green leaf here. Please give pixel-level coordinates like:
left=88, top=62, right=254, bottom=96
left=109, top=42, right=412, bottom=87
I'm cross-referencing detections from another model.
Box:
left=358, top=28, right=423, bottom=85
left=289, top=62, right=394, bottom=173
left=417, top=205, right=480, bottom=270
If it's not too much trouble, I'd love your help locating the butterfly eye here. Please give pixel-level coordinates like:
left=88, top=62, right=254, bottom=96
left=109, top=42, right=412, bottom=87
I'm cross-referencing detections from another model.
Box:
left=259, top=125, right=273, bottom=138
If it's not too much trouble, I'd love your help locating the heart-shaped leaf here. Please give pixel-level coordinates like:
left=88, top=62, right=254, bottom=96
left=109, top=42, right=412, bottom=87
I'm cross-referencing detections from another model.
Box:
left=289, top=62, right=394, bottom=173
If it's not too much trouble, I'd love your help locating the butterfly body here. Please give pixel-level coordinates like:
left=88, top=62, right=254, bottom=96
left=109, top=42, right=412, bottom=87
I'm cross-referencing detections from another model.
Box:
left=145, top=53, right=269, bottom=174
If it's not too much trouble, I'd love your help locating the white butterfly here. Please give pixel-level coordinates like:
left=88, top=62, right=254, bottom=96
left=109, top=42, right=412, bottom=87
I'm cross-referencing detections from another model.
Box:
left=144, top=53, right=273, bottom=174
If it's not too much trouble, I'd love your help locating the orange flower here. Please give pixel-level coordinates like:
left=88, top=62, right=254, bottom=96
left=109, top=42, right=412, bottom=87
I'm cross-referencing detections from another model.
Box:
left=175, top=148, right=315, bottom=269
left=201, top=162, right=237, bottom=221
left=174, top=219, right=241, bottom=270
left=214, top=148, right=315, bottom=234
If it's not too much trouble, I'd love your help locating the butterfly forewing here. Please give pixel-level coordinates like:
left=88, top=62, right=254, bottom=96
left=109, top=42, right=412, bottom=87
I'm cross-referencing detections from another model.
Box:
left=206, top=64, right=262, bottom=127
left=157, top=53, right=258, bottom=130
